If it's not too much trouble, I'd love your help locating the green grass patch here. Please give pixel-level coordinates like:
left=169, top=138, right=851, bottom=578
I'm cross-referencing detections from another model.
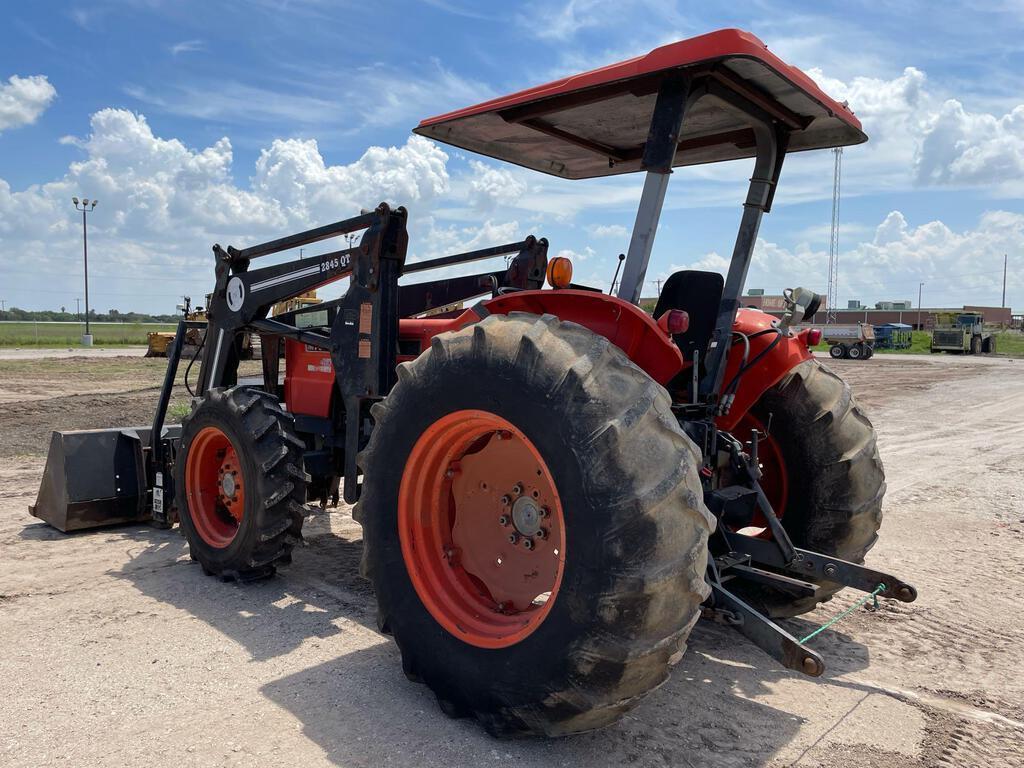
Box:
left=168, top=401, right=193, bottom=423
left=0, top=321, right=175, bottom=347
left=993, top=331, right=1024, bottom=357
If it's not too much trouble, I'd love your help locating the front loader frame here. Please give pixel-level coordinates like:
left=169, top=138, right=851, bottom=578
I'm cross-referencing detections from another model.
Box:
left=168, top=204, right=548, bottom=507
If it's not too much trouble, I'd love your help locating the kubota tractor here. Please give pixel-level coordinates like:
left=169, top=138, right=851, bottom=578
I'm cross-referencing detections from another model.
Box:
left=31, top=29, right=917, bottom=737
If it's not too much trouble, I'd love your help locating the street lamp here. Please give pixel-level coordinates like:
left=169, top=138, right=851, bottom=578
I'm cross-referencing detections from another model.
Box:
left=72, top=197, right=98, bottom=345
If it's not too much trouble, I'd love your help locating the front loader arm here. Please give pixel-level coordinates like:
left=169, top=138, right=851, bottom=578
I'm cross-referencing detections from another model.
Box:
left=195, top=204, right=410, bottom=505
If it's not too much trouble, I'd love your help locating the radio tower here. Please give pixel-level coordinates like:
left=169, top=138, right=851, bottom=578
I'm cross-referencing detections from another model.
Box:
left=826, top=148, right=843, bottom=324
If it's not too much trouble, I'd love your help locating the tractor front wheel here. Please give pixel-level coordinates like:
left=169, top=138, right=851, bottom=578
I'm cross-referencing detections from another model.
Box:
left=176, top=387, right=308, bottom=580
left=355, top=313, right=713, bottom=736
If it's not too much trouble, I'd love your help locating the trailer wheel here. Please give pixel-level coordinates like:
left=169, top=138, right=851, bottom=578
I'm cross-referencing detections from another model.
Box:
left=176, top=387, right=308, bottom=581
left=355, top=313, right=713, bottom=736
left=828, top=344, right=845, bottom=359
left=847, top=344, right=862, bottom=360
left=735, top=358, right=884, bottom=618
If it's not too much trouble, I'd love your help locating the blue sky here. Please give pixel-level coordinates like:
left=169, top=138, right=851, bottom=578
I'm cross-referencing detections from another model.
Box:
left=2, top=0, right=1023, bottom=314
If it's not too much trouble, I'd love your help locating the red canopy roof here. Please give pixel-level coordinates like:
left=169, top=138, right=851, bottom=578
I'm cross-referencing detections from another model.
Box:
left=414, top=29, right=866, bottom=180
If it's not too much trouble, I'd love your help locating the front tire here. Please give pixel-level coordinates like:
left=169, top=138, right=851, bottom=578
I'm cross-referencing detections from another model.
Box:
left=176, top=387, right=308, bottom=581
left=355, top=313, right=714, bottom=736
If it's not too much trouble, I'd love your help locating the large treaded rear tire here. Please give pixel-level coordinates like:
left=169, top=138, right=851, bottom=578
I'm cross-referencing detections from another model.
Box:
left=176, top=387, right=308, bottom=581
left=354, top=312, right=714, bottom=737
left=741, top=358, right=885, bottom=618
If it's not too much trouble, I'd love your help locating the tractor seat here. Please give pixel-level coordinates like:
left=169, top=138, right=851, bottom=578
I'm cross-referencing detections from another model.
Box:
left=652, top=270, right=724, bottom=363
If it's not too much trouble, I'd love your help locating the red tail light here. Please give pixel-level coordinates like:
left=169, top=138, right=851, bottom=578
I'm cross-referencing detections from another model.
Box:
left=657, top=309, right=690, bottom=336
left=806, top=328, right=823, bottom=346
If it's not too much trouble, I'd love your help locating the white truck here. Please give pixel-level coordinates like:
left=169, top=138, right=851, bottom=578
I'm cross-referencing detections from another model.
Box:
left=822, top=323, right=875, bottom=360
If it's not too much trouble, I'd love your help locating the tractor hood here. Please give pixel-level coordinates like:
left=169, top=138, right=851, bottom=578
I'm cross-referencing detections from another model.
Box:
left=414, top=29, right=867, bottom=180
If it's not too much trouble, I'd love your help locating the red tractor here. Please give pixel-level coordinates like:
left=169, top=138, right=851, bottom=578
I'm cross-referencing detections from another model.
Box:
left=32, top=29, right=916, bottom=737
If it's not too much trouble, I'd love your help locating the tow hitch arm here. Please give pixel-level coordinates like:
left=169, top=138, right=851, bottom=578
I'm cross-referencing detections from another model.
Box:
left=705, top=442, right=917, bottom=677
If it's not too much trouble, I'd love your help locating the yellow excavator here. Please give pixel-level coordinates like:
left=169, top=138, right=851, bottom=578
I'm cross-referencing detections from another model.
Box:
left=145, top=297, right=208, bottom=358
left=146, top=292, right=322, bottom=358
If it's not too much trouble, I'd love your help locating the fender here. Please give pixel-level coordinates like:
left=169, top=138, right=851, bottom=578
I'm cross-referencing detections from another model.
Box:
left=717, top=308, right=816, bottom=432
left=483, top=289, right=684, bottom=385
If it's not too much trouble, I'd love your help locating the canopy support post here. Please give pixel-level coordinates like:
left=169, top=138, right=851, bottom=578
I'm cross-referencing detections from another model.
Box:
left=617, top=76, right=691, bottom=305
left=699, top=123, right=788, bottom=403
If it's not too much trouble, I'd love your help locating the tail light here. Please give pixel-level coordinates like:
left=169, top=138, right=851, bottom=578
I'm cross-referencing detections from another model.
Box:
left=657, top=309, right=690, bottom=336
left=806, top=328, right=822, bottom=346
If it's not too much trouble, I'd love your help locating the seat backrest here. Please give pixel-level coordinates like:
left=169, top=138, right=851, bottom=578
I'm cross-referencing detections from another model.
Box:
left=652, top=270, right=724, bottom=362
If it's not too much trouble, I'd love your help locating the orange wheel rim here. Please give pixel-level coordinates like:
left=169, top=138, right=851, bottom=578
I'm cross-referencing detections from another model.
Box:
left=185, top=426, right=245, bottom=548
left=734, top=412, right=787, bottom=536
left=398, top=410, right=566, bottom=649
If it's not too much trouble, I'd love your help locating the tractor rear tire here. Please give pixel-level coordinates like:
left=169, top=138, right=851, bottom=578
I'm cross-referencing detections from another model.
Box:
left=176, top=387, right=308, bottom=581
left=740, top=358, right=885, bottom=618
left=355, top=313, right=714, bottom=736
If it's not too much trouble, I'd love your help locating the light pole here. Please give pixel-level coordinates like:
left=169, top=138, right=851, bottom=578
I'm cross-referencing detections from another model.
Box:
left=72, top=197, right=98, bottom=345
left=917, top=282, right=924, bottom=331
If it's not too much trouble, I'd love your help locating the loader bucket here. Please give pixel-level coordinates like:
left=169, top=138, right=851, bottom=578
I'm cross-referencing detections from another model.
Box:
left=29, top=426, right=176, bottom=532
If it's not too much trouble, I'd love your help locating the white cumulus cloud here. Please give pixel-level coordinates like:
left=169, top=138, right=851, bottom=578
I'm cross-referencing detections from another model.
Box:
left=916, top=100, right=1024, bottom=187
left=0, top=108, right=527, bottom=311
left=663, top=210, right=1023, bottom=309
left=467, top=160, right=527, bottom=210
left=0, top=75, right=57, bottom=133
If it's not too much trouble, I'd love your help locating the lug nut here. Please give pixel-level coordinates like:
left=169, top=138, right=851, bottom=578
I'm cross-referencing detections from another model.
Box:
left=523, top=538, right=534, bottom=550
left=498, top=515, right=510, bottom=526
left=500, top=495, right=511, bottom=506
left=538, top=507, right=549, bottom=518
left=512, top=484, right=523, bottom=496
left=508, top=533, right=519, bottom=544
left=535, top=528, right=547, bottom=540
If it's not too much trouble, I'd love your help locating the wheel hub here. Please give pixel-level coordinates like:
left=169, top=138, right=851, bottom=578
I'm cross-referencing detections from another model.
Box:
left=511, top=496, right=543, bottom=537
left=220, top=469, right=237, bottom=499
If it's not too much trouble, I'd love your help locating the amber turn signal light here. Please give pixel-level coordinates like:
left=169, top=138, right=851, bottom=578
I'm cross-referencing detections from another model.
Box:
left=657, top=309, right=689, bottom=336
left=546, top=257, right=573, bottom=289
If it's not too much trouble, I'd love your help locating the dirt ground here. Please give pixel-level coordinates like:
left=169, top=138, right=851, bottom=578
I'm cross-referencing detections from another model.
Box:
left=1, top=352, right=1022, bottom=767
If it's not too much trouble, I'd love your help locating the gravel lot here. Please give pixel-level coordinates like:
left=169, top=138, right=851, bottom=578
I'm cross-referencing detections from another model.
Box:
left=1, top=352, right=1022, bottom=767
